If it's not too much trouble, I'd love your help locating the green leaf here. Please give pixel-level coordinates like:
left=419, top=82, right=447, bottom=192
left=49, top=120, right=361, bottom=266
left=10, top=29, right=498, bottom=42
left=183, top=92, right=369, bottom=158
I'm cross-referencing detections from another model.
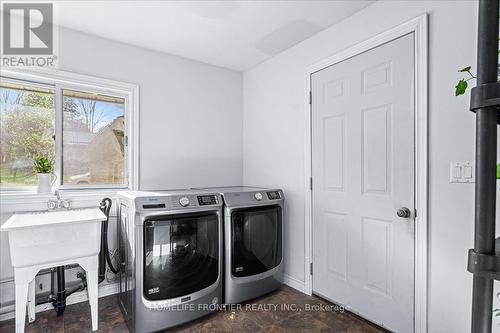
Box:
left=497, top=163, right=500, bottom=180
left=458, top=66, right=472, bottom=73
left=455, top=79, right=468, bottom=96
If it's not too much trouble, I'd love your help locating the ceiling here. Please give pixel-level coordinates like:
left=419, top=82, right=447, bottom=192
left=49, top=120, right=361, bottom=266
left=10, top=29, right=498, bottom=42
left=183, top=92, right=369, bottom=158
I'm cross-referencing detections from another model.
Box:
left=55, top=1, right=374, bottom=71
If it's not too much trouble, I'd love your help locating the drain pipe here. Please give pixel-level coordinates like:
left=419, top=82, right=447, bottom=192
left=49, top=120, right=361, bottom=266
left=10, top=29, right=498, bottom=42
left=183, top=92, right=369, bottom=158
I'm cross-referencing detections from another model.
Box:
left=100, top=198, right=119, bottom=276
left=99, top=222, right=107, bottom=283
left=55, top=266, right=66, bottom=315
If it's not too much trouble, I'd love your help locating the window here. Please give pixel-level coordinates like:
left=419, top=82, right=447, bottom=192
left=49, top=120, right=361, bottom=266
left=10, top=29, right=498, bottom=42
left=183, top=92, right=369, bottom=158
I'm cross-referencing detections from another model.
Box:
left=0, top=70, right=137, bottom=192
left=62, top=90, right=125, bottom=186
left=0, top=82, right=55, bottom=189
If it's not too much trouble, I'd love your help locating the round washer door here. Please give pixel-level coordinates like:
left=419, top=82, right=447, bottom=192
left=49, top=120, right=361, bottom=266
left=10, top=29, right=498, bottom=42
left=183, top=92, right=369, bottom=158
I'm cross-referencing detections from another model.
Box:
left=143, top=212, right=219, bottom=301
left=231, top=205, right=282, bottom=277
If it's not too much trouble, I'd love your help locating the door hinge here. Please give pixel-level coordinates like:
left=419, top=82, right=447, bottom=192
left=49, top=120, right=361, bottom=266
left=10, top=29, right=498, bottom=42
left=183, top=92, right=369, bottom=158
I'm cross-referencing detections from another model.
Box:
left=414, top=209, right=417, bottom=218
left=310, top=262, right=313, bottom=275
left=125, top=135, right=129, bottom=147
left=309, top=91, right=312, bottom=105
left=309, top=177, right=313, bottom=190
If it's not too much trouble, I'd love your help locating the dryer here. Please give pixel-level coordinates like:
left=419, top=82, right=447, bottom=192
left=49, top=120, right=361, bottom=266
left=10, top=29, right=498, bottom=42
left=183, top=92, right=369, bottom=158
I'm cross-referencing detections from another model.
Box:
left=117, top=190, right=223, bottom=332
left=200, top=186, right=284, bottom=304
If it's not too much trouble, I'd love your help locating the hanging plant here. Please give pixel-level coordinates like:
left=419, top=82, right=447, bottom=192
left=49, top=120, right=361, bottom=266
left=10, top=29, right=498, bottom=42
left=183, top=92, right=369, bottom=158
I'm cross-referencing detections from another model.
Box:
left=455, top=62, right=500, bottom=96
left=455, top=16, right=500, bottom=96
left=455, top=66, right=477, bottom=96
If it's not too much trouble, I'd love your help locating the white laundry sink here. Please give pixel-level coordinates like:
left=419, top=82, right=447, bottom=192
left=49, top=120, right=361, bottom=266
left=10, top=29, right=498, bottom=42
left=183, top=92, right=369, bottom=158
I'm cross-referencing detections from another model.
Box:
left=1, top=208, right=105, bottom=268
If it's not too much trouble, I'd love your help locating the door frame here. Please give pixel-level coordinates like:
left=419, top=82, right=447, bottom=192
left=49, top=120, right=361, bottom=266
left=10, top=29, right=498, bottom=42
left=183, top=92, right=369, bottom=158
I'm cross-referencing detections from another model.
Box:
left=303, top=14, right=428, bottom=333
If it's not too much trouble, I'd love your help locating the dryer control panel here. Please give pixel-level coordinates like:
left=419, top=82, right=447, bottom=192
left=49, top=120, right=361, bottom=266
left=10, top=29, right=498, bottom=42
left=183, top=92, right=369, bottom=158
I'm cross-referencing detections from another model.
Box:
left=221, top=189, right=284, bottom=207
left=266, top=191, right=281, bottom=200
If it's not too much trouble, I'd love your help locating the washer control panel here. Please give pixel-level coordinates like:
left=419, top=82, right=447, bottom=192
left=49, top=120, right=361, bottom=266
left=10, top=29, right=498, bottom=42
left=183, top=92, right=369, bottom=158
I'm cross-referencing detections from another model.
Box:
left=135, top=192, right=222, bottom=211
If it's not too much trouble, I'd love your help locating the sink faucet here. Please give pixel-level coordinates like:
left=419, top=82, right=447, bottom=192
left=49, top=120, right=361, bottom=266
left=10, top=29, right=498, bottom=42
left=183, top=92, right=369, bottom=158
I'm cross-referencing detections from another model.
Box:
left=48, top=190, right=71, bottom=210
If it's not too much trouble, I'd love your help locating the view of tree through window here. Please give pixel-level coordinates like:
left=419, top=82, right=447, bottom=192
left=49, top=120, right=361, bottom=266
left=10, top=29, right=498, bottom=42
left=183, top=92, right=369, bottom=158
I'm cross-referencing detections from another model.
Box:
left=62, top=90, right=125, bottom=185
left=0, top=82, right=55, bottom=188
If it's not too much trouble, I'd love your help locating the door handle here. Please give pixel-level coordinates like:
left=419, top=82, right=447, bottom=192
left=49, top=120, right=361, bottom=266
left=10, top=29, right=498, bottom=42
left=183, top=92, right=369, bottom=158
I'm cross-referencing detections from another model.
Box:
left=397, top=207, right=412, bottom=218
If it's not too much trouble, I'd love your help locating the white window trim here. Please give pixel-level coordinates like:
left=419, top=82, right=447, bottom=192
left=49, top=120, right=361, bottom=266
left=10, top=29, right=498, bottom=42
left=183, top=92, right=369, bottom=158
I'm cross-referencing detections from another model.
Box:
left=0, top=67, right=139, bottom=202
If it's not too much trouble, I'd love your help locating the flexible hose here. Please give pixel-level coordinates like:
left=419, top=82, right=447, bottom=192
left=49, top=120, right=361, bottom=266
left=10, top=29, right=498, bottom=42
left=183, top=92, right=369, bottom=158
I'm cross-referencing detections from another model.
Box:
left=100, top=198, right=119, bottom=275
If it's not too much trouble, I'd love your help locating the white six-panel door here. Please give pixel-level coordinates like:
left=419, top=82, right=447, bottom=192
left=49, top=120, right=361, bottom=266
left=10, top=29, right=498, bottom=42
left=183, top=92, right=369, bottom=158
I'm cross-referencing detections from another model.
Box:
left=311, top=33, right=415, bottom=333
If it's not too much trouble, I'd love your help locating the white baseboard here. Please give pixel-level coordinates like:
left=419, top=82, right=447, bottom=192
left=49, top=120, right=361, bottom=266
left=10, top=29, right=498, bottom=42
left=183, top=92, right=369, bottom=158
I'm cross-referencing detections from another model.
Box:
left=0, top=282, right=119, bottom=322
left=282, top=274, right=305, bottom=293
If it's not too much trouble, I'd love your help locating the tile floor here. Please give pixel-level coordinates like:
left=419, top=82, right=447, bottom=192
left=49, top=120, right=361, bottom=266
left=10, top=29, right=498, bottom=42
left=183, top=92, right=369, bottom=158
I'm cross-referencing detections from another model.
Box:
left=0, top=286, right=387, bottom=333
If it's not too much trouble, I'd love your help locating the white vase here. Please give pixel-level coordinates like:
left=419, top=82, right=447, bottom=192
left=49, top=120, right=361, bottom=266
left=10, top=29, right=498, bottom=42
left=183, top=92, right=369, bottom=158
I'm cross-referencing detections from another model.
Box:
left=37, top=173, right=56, bottom=194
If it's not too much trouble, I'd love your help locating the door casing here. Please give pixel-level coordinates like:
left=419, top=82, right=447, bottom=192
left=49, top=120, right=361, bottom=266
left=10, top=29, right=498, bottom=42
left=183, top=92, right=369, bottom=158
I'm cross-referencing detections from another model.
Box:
left=303, top=14, right=428, bottom=333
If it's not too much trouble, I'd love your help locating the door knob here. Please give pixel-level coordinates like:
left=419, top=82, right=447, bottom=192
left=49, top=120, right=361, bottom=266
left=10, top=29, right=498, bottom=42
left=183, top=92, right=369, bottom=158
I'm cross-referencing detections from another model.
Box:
left=397, top=207, right=412, bottom=218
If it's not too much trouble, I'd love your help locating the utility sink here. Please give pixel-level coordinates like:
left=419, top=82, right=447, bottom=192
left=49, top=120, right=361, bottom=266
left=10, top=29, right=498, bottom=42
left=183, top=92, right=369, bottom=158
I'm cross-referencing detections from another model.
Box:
left=1, top=207, right=105, bottom=333
left=1, top=208, right=105, bottom=268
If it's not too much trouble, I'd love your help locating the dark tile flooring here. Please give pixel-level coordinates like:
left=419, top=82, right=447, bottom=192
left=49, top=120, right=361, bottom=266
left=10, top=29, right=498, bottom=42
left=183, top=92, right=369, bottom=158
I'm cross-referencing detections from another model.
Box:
left=0, top=286, right=387, bottom=333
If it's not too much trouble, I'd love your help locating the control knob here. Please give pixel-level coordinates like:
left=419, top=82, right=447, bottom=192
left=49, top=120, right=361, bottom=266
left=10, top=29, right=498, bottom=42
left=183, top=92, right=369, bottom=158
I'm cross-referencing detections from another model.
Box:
left=179, top=197, right=190, bottom=207
left=254, top=192, right=263, bottom=201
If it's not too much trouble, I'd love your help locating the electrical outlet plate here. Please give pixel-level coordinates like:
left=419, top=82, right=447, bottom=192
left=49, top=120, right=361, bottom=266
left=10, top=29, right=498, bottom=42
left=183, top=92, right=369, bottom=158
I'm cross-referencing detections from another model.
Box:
left=450, top=161, right=475, bottom=183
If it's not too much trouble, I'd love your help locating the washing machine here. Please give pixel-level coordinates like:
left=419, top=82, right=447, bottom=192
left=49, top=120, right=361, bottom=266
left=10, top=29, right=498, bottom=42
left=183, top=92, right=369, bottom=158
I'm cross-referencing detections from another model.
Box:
left=117, top=190, right=223, bottom=333
left=200, top=186, right=284, bottom=304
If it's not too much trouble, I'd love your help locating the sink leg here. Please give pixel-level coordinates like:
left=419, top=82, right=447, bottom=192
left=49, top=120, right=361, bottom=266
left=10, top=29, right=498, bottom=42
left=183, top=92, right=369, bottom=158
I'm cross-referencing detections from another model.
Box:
left=27, top=279, right=36, bottom=323
left=15, top=282, right=28, bottom=333
left=87, top=269, right=98, bottom=331
left=80, top=255, right=99, bottom=331
left=14, top=266, right=38, bottom=333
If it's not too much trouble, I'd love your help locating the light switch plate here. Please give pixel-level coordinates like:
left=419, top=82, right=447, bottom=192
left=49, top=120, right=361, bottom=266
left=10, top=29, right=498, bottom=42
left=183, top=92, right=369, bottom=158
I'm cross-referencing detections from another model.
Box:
left=450, top=162, right=475, bottom=183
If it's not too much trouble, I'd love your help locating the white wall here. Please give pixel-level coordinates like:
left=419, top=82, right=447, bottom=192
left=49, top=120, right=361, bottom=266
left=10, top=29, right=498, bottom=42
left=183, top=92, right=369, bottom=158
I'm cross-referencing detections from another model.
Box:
left=242, top=1, right=499, bottom=332
left=0, top=27, right=242, bottom=312
left=59, top=28, right=243, bottom=190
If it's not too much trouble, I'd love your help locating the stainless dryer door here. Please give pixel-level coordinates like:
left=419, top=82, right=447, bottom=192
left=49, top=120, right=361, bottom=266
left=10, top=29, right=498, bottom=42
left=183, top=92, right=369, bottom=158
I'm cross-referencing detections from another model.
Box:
left=231, top=205, right=282, bottom=278
left=143, top=212, right=219, bottom=301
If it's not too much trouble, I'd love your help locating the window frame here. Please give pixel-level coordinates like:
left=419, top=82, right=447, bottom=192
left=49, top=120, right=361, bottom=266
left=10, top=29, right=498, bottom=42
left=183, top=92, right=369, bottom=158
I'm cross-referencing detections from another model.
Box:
left=0, top=67, right=139, bottom=195
left=57, top=84, right=129, bottom=190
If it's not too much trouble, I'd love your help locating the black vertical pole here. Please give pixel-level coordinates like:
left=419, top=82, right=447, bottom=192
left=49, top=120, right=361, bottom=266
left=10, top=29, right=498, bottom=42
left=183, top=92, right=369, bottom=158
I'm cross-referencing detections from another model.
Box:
left=55, top=266, right=66, bottom=315
left=471, top=1, right=499, bottom=332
